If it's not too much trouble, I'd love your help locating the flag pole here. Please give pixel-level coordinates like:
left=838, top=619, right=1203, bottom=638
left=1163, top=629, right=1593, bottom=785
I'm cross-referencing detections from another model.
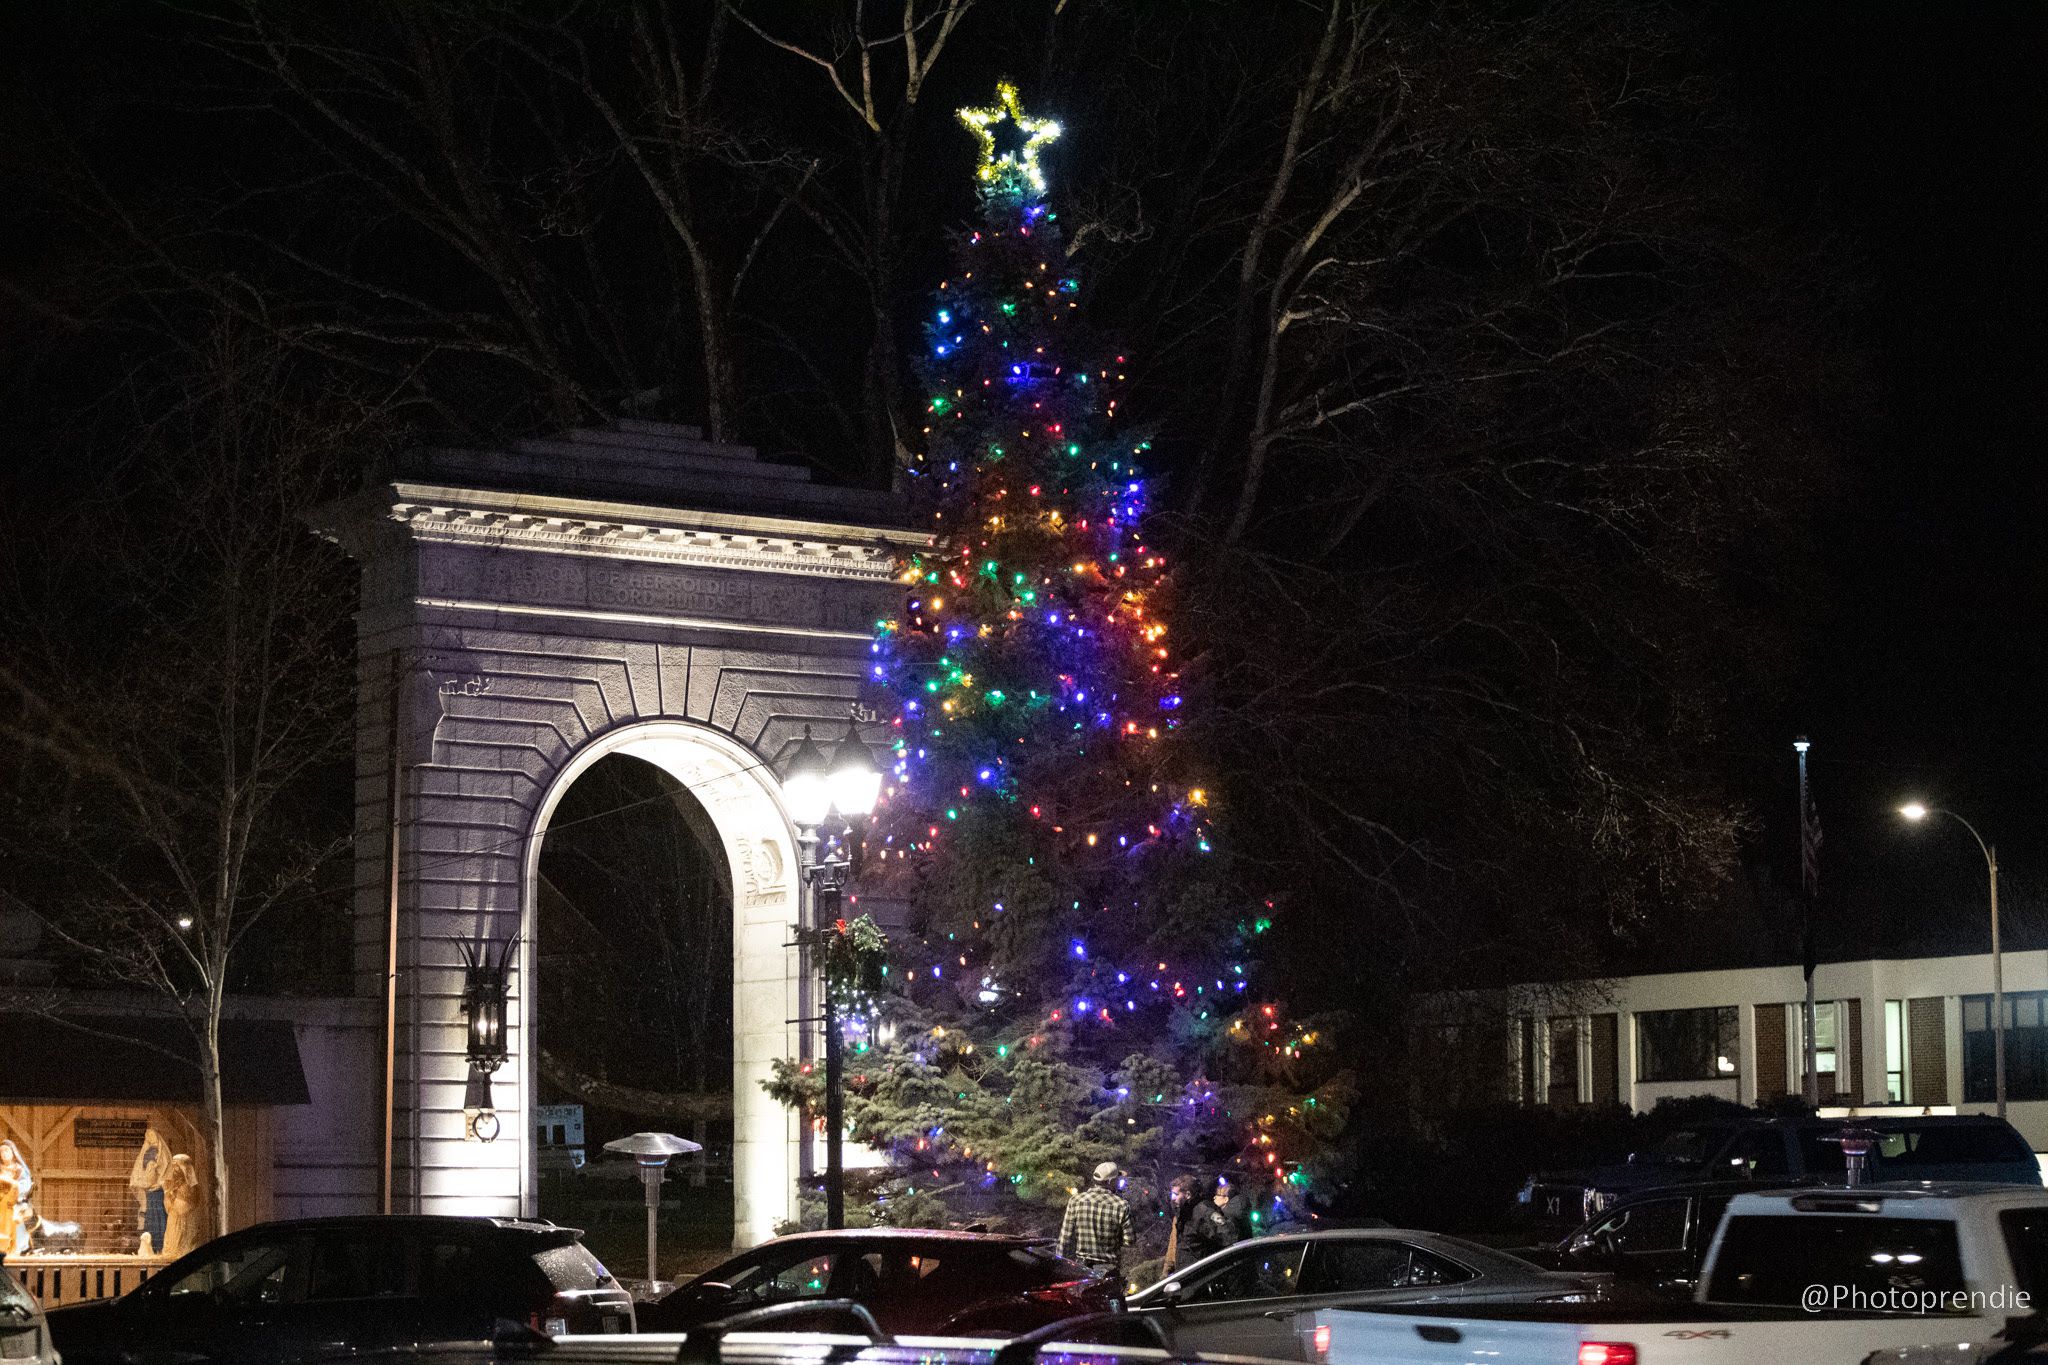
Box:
left=1796, top=737, right=1819, bottom=1107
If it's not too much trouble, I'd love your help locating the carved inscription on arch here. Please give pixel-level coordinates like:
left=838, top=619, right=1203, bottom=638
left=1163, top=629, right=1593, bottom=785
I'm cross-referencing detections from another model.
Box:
left=418, top=546, right=886, bottom=631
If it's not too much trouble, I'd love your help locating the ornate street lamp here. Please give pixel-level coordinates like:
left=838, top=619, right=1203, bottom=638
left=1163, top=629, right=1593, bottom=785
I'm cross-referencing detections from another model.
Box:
left=781, top=718, right=881, bottom=1228
left=1900, top=802, right=2004, bottom=1116
left=458, top=936, right=515, bottom=1142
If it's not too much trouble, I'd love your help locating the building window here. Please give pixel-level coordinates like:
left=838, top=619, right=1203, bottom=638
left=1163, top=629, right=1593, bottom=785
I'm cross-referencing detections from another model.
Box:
left=1963, top=992, right=2048, bottom=1103
left=1885, top=999, right=1907, bottom=1103
left=1636, top=1007, right=1740, bottom=1083
left=1548, top=1016, right=1580, bottom=1107
left=1811, top=1002, right=1839, bottom=1079
left=1795, top=1001, right=1845, bottom=1088
left=1518, top=1017, right=1538, bottom=1105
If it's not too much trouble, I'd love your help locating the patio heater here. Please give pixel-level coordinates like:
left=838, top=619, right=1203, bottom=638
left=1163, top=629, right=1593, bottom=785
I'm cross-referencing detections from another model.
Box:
left=602, top=1131, right=703, bottom=1291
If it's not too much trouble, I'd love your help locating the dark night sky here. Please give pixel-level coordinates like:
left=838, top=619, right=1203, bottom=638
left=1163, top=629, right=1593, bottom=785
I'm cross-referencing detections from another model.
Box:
left=1, top=3, right=2040, bottom=969
left=1717, top=3, right=2048, bottom=956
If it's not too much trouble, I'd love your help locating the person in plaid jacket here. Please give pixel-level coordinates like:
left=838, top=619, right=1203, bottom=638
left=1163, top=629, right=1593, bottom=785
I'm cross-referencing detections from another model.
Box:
left=1059, top=1161, right=1136, bottom=1277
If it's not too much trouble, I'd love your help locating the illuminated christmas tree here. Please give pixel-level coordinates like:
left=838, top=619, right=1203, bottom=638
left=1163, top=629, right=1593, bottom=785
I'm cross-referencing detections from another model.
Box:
left=773, top=85, right=1352, bottom=1253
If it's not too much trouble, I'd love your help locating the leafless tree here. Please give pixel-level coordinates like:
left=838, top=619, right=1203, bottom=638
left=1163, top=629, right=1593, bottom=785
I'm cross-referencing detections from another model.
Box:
left=726, top=0, right=980, bottom=478
left=1035, top=0, right=1842, bottom=987
left=0, top=327, right=378, bottom=1236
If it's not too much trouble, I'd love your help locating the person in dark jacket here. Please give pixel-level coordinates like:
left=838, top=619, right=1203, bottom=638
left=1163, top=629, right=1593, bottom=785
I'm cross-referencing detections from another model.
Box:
left=1162, top=1174, right=1202, bottom=1275
left=1181, top=1175, right=1251, bottom=1265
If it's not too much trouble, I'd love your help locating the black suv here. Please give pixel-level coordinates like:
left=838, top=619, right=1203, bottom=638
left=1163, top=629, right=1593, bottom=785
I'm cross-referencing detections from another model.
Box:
left=47, top=1215, right=633, bottom=1365
left=1520, top=1180, right=1763, bottom=1300
left=1517, top=1114, right=2039, bottom=1235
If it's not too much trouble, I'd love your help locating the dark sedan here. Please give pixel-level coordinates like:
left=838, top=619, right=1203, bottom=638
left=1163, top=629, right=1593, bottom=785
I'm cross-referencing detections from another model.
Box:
left=637, top=1229, right=1116, bottom=1336
left=48, top=1214, right=633, bottom=1365
left=1123, top=1228, right=1604, bottom=1360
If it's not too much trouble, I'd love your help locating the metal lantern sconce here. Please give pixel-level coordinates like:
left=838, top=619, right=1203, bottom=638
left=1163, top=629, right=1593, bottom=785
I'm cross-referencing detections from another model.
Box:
left=458, top=936, right=516, bottom=1142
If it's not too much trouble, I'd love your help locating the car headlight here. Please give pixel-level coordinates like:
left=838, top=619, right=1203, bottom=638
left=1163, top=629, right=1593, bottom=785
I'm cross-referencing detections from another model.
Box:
left=1517, top=1178, right=1535, bottom=1205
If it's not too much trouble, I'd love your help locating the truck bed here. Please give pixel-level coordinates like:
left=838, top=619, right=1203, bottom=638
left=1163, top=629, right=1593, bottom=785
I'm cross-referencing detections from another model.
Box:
left=1320, top=1302, right=2007, bottom=1365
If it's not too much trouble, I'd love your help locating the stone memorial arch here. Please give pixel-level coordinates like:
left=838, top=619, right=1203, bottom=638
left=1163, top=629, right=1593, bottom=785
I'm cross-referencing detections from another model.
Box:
left=318, top=420, right=925, bottom=1246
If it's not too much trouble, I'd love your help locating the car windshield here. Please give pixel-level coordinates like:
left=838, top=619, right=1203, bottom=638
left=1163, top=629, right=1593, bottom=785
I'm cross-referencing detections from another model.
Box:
left=1010, top=1244, right=1096, bottom=1281
left=1640, top=1129, right=1729, bottom=1165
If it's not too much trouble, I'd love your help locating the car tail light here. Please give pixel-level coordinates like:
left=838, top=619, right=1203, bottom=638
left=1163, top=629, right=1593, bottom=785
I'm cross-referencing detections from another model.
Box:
left=1577, top=1345, right=1636, bottom=1365
left=1026, top=1279, right=1092, bottom=1304
left=1312, top=1324, right=1331, bottom=1360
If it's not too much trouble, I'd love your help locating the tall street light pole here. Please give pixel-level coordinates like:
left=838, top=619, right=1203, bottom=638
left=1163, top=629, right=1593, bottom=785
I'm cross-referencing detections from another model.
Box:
left=782, top=719, right=882, bottom=1229
left=1900, top=802, right=2003, bottom=1117
left=1796, top=738, right=1819, bottom=1106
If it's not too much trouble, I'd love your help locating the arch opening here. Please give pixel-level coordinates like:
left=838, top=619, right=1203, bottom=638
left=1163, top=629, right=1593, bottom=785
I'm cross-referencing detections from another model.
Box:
left=521, top=721, right=805, bottom=1252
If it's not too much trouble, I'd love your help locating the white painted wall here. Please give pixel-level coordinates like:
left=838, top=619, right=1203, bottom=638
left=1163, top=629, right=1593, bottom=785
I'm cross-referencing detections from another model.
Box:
left=1525, top=948, right=2048, bottom=1147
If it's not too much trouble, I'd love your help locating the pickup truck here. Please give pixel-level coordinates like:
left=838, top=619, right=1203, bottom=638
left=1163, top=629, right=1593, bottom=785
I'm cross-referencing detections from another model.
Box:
left=1517, top=1115, right=2040, bottom=1235
left=1319, top=1182, right=2048, bottom=1365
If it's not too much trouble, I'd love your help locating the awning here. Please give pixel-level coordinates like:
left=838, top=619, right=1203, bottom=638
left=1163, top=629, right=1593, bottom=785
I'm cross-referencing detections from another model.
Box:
left=0, top=1014, right=310, bottom=1105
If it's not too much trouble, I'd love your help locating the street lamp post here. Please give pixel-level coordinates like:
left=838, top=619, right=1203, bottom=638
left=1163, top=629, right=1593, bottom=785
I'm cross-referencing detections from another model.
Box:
left=1900, top=802, right=2003, bottom=1117
left=781, top=720, right=882, bottom=1229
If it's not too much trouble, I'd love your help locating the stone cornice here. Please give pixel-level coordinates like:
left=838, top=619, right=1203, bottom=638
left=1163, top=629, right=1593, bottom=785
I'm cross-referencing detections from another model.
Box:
left=384, top=481, right=931, bottom=583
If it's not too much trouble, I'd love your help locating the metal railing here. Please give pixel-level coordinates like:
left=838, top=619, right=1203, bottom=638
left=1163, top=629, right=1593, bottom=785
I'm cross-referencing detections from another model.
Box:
left=9, top=1254, right=163, bottom=1307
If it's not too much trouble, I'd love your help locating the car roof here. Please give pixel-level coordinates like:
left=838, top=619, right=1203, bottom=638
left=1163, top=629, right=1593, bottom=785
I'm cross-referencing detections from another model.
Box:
left=1726, top=1180, right=2048, bottom=1208
left=1147, top=1227, right=1552, bottom=1284
left=232, top=1214, right=583, bottom=1239
left=747, top=1228, right=1046, bottom=1249
left=1593, top=1178, right=1811, bottom=1205
left=1745, top=1115, right=2016, bottom=1131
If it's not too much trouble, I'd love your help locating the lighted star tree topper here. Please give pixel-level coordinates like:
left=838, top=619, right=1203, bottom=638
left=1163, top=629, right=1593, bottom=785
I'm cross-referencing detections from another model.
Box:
left=956, top=80, right=1062, bottom=196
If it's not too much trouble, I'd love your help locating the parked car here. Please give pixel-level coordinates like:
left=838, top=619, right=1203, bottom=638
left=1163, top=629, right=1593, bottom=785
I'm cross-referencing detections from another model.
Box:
left=637, top=1229, right=1116, bottom=1337
left=1120, top=1228, right=1604, bottom=1360
left=47, top=1214, right=633, bottom=1365
left=1517, top=1114, right=2040, bottom=1234
left=1321, top=1181, right=2048, bottom=1364
left=293, top=1319, right=1278, bottom=1365
left=1521, top=1180, right=1766, bottom=1299
left=1, top=1254, right=60, bottom=1365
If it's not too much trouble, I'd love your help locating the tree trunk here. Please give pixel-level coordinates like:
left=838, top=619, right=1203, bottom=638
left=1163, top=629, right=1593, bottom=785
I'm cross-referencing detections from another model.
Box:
left=862, top=138, right=907, bottom=485
left=199, top=1008, right=231, bottom=1240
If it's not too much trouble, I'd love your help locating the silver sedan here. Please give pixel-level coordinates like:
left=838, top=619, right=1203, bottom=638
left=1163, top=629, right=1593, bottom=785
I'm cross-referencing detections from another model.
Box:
left=1124, top=1228, right=1605, bottom=1360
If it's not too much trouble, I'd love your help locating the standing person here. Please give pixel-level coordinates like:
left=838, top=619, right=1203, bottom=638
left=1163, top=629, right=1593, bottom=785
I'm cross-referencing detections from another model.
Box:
left=1162, top=1174, right=1202, bottom=1276
left=1059, top=1161, right=1136, bottom=1284
left=1182, top=1175, right=1250, bottom=1266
